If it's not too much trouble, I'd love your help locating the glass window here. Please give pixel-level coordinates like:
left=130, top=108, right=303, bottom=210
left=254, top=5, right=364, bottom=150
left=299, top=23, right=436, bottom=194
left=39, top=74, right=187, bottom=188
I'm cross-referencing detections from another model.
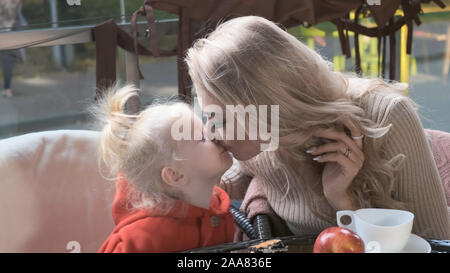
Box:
left=289, top=5, right=450, bottom=132
left=0, top=0, right=178, bottom=139
left=1, top=2, right=449, bottom=139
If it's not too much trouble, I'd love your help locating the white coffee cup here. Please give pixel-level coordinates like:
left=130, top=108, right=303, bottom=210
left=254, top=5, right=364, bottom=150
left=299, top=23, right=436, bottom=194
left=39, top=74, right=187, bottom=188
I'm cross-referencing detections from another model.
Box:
left=336, top=208, right=414, bottom=253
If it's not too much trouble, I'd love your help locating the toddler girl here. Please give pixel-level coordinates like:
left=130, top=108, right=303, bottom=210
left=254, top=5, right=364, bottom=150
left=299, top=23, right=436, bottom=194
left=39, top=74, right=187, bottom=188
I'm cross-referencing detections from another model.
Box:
left=94, top=84, right=235, bottom=253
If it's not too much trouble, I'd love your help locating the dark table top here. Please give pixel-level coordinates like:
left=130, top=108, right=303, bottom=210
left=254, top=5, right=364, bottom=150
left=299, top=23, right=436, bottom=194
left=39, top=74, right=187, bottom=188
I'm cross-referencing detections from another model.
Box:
left=185, top=234, right=450, bottom=253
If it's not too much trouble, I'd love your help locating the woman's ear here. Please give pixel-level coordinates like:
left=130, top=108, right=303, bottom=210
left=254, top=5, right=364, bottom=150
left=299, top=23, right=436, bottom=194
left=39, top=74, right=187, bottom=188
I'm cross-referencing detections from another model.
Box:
left=161, top=166, right=186, bottom=188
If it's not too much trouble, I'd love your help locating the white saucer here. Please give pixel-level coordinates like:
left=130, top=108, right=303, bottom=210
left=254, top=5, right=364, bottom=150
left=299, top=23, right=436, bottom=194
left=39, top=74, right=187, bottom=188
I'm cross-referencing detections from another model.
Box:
left=398, top=234, right=431, bottom=253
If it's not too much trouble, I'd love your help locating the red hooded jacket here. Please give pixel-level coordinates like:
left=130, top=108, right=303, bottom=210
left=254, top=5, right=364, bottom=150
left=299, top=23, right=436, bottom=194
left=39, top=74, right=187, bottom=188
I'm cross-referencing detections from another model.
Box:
left=98, top=174, right=235, bottom=253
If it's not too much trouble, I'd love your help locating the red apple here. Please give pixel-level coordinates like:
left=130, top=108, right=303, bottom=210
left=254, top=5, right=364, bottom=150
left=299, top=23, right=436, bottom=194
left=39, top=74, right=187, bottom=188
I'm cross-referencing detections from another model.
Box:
left=313, top=227, right=365, bottom=253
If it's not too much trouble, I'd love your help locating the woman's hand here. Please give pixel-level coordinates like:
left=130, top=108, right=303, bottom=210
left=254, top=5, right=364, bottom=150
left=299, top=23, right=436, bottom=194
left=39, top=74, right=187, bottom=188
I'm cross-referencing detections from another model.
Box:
left=306, top=118, right=365, bottom=211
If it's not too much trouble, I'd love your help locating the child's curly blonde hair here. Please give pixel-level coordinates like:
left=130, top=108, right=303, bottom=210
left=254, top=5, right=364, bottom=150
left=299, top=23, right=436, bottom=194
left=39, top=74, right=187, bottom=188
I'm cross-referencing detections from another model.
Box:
left=91, top=83, right=192, bottom=214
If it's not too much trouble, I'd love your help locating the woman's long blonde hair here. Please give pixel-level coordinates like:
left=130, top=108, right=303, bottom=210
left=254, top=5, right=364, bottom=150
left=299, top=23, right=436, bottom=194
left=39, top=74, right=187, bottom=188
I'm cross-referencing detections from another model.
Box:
left=185, top=16, right=413, bottom=223
left=90, top=83, right=192, bottom=214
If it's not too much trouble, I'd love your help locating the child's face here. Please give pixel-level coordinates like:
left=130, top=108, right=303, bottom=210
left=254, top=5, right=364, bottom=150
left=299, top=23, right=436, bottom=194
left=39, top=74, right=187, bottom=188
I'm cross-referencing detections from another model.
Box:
left=177, top=113, right=233, bottom=182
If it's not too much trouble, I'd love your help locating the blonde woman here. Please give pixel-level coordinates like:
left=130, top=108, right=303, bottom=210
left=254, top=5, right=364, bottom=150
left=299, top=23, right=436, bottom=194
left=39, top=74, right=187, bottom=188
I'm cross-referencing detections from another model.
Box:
left=185, top=16, right=450, bottom=239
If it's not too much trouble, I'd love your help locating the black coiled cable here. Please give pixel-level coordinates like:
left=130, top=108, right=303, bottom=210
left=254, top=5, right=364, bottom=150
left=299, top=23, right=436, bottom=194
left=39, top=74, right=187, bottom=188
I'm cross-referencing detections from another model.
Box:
left=229, top=205, right=258, bottom=240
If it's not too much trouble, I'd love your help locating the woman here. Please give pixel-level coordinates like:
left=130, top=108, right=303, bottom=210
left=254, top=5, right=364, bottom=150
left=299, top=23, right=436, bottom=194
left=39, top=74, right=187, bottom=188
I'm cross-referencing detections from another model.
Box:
left=185, top=16, right=450, bottom=239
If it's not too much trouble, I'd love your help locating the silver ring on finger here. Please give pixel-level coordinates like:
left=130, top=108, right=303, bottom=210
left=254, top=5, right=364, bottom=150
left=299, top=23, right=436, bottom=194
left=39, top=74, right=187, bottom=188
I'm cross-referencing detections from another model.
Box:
left=352, top=134, right=364, bottom=140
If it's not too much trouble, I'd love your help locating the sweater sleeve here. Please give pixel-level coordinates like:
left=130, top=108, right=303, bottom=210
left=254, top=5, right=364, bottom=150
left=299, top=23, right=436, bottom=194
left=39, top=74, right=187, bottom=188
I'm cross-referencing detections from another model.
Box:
left=98, top=218, right=193, bottom=253
left=382, top=97, right=450, bottom=239
left=98, top=218, right=160, bottom=253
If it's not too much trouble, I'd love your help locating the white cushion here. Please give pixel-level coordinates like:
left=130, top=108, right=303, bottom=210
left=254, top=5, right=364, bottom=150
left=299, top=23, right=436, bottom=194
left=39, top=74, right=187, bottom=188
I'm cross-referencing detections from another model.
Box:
left=0, top=130, right=115, bottom=252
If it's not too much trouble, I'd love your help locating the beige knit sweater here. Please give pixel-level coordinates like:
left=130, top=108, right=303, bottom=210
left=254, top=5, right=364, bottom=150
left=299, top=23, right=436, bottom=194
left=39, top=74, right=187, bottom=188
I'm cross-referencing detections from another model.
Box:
left=221, top=86, right=450, bottom=240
